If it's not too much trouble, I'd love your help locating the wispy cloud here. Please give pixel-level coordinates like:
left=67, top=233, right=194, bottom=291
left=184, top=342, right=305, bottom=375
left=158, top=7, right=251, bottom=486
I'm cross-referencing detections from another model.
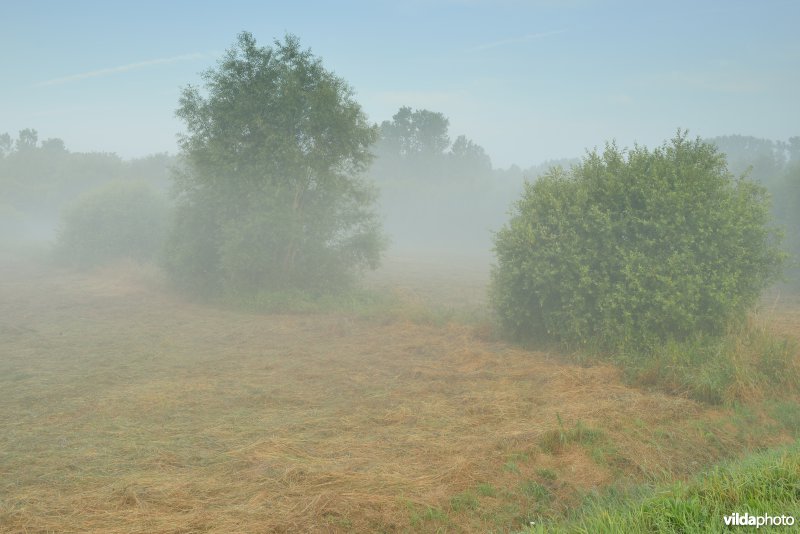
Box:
left=34, top=53, right=207, bottom=87
left=468, top=29, right=565, bottom=52
left=637, top=69, right=767, bottom=95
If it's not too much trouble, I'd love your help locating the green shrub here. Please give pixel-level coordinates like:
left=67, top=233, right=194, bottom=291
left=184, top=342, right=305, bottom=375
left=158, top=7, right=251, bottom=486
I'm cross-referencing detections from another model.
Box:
left=477, top=482, right=498, bottom=497
left=491, top=132, right=785, bottom=352
left=56, top=181, right=169, bottom=267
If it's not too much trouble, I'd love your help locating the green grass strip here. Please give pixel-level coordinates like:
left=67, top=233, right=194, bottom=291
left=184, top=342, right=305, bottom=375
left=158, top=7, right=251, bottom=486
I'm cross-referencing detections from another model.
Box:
left=526, top=442, right=800, bottom=533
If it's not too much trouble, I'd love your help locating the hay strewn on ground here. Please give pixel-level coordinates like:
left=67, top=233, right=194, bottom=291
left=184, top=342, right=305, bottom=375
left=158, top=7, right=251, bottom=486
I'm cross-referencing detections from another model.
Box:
left=0, top=257, right=797, bottom=532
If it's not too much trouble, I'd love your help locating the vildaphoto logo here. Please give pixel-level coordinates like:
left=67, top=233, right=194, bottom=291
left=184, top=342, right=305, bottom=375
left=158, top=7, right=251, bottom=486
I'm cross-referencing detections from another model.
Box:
left=723, top=513, right=795, bottom=528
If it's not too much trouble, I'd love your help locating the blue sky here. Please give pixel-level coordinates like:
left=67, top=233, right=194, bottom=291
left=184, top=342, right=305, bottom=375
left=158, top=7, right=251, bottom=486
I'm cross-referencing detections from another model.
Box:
left=2, top=0, right=798, bottom=168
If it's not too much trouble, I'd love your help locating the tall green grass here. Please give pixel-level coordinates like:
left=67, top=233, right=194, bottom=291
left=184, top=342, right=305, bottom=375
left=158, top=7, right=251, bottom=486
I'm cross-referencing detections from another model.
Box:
left=525, top=442, right=800, bottom=533
left=616, top=317, right=799, bottom=405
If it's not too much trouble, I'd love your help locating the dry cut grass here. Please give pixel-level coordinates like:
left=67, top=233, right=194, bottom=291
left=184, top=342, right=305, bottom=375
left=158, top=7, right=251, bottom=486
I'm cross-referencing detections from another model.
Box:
left=0, top=257, right=798, bottom=532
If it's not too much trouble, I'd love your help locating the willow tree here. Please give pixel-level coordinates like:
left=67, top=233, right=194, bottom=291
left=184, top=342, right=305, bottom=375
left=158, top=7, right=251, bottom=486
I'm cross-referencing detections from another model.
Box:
left=165, top=32, right=384, bottom=296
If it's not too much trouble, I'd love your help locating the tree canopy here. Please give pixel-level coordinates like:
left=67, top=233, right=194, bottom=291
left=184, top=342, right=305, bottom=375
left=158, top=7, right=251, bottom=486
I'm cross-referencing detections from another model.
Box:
left=164, top=32, right=384, bottom=296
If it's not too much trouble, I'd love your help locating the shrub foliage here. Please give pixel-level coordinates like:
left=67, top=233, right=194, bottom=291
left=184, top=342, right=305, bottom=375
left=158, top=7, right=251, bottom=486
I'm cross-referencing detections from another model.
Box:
left=56, top=181, right=168, bottom=267
left=491, top=133, right=785, bottom=351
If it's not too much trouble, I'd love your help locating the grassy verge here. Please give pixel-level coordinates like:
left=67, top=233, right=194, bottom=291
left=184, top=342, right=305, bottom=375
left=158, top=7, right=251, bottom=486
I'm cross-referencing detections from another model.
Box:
left=525, top=441, right=800, bottom=533
left=222, top=285, right=489, bottom=327
left=607, top=315, right=800, bottom=405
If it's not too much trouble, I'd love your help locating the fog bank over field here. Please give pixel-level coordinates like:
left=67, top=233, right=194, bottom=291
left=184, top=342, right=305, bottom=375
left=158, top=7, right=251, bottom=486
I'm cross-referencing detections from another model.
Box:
left=2, top=126, right=799, bottom=279
left=0, top=8, right=799, bottom=530
left=368, top=107, right=580, bottom=262
left=0, top=130, right=175, bottom=248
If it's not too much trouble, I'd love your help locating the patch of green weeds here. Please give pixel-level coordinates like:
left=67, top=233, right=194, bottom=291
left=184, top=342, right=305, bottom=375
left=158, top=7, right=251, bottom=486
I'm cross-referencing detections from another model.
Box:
left=535, top=468, right=557, bottom=481
left=520, top=480, right=551, bottom=501
left=450, top=491, right=479, bottom=512
left=323, top=514, right=353, bottom=529
left=406, top=500, right=449, bottom=528
left=770, top=400, right=800, bottom=436
left=540, top=415, right=605, bottom=455
left=507, top=451, right=531, bottom=463
left=476, top=482, right=497, bottom=497
left=503, top=461, right=520, bottom=474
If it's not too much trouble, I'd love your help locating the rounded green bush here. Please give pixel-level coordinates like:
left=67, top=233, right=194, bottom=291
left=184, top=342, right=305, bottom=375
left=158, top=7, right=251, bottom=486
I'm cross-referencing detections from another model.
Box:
left=491, top=133, right=785, bottom=351
left=56, top=181, right=169, bottom=267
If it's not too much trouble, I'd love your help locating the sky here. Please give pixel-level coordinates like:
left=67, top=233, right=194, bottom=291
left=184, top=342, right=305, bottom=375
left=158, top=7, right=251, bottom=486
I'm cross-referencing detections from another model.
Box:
left=2, top=0, right=798, bottom=168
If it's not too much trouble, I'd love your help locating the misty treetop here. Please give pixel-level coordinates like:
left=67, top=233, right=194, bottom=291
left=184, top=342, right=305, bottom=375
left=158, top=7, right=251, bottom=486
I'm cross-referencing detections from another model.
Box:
left=368, top=105, right=577, bottom=255
left=379, top=107, right=451, bottom=158
left=372, top=106, right=492, bottom=184
left=165, top=32, right=385, bottom=296
left=175, top=33, right=376, bottom=187
left=368, top=106, right=506, bottom=253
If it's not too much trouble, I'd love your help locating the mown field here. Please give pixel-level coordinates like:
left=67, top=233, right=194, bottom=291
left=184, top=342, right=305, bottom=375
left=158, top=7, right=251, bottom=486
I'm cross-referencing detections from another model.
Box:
left=1, top=253, right=798, bottom=532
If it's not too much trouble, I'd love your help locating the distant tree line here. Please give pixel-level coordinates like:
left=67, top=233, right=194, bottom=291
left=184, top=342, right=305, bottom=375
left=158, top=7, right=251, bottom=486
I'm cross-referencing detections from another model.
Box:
left=0, top=128, right=174, bottom=243
left=371, top=107, right=491, bottom=184
left=367, top=106, right=579, bottom=255
left=4, top=128, right=797, bottom=288
left=2, top=33, right=797, bottom=297
left=706, top=135, right=800, bottom=284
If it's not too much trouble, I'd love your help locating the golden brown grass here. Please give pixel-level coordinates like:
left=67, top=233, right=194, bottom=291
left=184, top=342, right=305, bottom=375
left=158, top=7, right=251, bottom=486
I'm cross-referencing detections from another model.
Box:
left=0, top=256, right=798, bottom=532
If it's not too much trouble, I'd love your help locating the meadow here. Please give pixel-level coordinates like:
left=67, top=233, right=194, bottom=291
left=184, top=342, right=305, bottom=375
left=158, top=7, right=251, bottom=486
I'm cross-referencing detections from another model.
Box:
left=0, top=253, right=798, bottom=532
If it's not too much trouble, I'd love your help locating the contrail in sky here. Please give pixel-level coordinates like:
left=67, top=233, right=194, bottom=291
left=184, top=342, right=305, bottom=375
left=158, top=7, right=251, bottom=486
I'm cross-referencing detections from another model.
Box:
left=35, top=53, right=207, bottom=87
